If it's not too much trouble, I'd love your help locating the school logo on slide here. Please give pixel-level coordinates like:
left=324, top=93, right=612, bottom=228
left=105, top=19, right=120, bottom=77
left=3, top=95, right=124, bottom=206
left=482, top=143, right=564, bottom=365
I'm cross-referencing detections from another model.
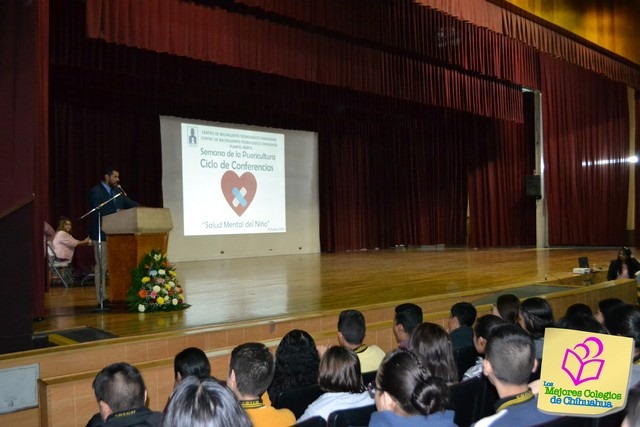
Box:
left=221, top=171, right=257, bottom=216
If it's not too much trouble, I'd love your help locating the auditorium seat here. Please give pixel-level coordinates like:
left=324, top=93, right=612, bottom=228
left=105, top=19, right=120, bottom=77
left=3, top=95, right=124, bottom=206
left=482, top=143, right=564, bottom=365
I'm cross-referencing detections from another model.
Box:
left=327, top=404, right=376, bottom=427
left=449, top=376, right=483, bottom=427
left=361, top=370, right=377, bottom=386
left=295, top=416, right=327, bottom=427
left=535, top=416, right=590, bottom=426
left=272, top=384, right=324, bottom=419
left=454, top=346, right=479, bottom=381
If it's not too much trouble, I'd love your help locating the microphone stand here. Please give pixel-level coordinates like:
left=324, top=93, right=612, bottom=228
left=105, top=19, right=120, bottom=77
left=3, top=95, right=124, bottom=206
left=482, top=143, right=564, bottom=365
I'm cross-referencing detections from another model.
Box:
left=80, top=192, right=123, bottom=312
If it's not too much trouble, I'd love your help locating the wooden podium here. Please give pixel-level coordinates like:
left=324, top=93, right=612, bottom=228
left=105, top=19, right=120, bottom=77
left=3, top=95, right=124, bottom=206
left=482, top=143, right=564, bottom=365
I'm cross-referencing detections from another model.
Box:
left=102, top=208, right=173, bottom=303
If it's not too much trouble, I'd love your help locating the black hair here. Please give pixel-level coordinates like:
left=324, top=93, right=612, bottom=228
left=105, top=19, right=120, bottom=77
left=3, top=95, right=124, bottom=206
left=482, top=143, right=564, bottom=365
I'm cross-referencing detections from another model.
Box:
left=229, top=343, right=274, bottom=397
left=376, top=350, right=449, bottom=416
left=318, top=346, right=364, bottom=393
left=268, top=329, right=320, bottom=400
left=519, top=297, right=555, bottom=339
left=564, top=303, right=593, bottom=319
left=598, top=298, right=625, bottom=319
left=395, top=303, right=423, bottom=335
left=556, top=315, right=608, bottom=334
left=174, top=347, right=211, bottom=380
left=473, top=315, right=508, bottom=341
left=450, top=302, right=477, bottom=327
left=338, top=309, right=366, bottom=345
left=605, top=304, right=640, bottom=348
left=409, top=322, right=458, bottom=383
left=485, top=324, right=535, bottom=386
left=92, top=362, right=146, bottom=413
left=162, top=377, right=251, bottom=427
left=494, top=294, right=520, bottom=324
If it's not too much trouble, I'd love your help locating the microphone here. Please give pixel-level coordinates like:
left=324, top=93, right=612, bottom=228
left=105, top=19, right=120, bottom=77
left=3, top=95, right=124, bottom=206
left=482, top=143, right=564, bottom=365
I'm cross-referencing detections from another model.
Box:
left=117, top=185, right=128, bottom=197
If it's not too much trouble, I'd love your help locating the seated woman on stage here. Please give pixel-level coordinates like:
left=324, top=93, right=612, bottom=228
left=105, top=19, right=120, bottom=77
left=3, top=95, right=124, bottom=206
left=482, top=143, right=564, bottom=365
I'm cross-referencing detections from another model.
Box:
left=369, top=350, right=455, bottom=427
left=52, top=216, right=90, bottom=262
left=297, top=346, right=373, bottom=422
left=607, top=247, right=640, bottom=281
left=268, top=329, right=320, bottom=402
left=409, top=323, right=458, bottom=384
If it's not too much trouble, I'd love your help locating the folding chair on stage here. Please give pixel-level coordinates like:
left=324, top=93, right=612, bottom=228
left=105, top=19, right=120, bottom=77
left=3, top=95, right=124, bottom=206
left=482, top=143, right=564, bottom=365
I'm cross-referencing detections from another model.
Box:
left=47, top=241, right=74, bottom=288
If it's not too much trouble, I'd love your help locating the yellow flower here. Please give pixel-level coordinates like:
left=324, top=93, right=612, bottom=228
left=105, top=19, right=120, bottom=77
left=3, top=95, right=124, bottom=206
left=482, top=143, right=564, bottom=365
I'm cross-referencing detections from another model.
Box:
left=141, top=277, right=151, bottom=284
left=157, top=297, right=165, bottom=305
left=169, top=271, right=177, bottom=277
left=164, top=284, right=171, bottom=290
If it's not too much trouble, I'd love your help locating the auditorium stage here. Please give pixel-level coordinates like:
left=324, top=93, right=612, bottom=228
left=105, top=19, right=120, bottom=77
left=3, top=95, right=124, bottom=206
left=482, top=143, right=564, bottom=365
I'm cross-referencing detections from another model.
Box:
left=34, top=246, right=621, bottom=344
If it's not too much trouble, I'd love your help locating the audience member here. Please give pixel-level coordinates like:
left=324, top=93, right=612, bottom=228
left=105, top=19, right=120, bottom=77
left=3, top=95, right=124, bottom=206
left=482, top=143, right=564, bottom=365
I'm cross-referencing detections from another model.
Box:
left=448, top=302, right=477, bottom=351
left=86, top=362, right=162, bottom=427
left=604, top=304, right=640, bottom=388
left=173, top=347, right=212, bottom=388
left=162, top=376, right=251, bottom=427
left=518, top=297, right=555, bottom=360
left=368, top=349, right=455, bottom=427
left=394, top=303, right=423, bottom=350
left=564, top=303, right=593, bottom=319
left=337, top=309, right=386, bottom=373
left=409, top=322, right=458, bottom=384
left=227, top=342, right=296, bottom=427
left=607, top=247, right=640, bottom=281
left=473, top=325, right=560, bottom=426
left=491, top=294, right=520, bottom=324
left=623, top=384, right=640, bottom=427
left=463, top=315, right=507, bottom=381
left=52, top=216, right=90, bottom=262
left=268, top=329, right=320, bottom=402
left=556, top=315, right=607, bottom=334
left=298, top=346, right=373, bottom=422
left=595, top=297, right=625, bottom=326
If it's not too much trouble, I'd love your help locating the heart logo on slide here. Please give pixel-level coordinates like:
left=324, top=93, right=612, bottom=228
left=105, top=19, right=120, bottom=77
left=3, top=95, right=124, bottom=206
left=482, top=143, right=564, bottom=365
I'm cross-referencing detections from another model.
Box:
left=221, top=171, right=257, bottom=216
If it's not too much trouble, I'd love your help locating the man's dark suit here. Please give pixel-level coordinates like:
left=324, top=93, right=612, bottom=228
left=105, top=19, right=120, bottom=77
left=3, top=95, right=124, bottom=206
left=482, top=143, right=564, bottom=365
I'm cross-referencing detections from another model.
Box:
left=87, top=183, right=138, bottom=241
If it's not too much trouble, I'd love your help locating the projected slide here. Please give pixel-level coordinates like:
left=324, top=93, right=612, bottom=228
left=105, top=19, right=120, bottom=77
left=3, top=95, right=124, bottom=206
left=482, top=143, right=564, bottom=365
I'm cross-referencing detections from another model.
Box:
left=181, top=124, right=286, bottom=236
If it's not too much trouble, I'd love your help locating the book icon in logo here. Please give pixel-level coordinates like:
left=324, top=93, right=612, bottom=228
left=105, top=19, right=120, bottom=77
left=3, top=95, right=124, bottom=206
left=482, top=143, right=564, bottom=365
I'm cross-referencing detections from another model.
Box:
left=561, top=337, right=605, bottom=386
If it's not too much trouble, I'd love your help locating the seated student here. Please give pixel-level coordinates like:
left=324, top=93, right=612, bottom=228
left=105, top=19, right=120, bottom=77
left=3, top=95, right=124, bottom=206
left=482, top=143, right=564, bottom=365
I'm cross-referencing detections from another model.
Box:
left=227, top=342, right=296, bottom=427
left=564, top=303, right=593, bottom=319
left=173, top=347, right=212, bottom=388
left=86, top=362, right=163, bottom=427
left=298, top=346, right=373, bottom=422
left=369, top=349, right=455, bottom=427
left=394, top=303, right=423, bottom=350
left=162, top=376, right=251, bottom=427
left=448, top=302, right=477, bottom=351
left=604, top=304, right=640, bottom=389
left=607, top=247, right=640, bottom=280
left=518, top=297, right=555, bottom=360
left=473, top=324, right=560, bottom=427
left=409, top=322, right=458, bottom=384
left=52, top=216, right=90, bottom=262
left=463, top=315, right=507, bottom=381
left=268, top=329, right=320, bottom=402
left=337, top=309, right=386, bottom=373
left=491, top=294, right=520, bottom=325
left=595, top=297, right=625, bottom=326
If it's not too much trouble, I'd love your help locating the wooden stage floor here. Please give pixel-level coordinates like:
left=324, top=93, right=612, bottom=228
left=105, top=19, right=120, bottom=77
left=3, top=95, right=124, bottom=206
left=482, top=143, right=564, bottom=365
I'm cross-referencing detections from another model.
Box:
left=34, top=246, right=622, bottom=341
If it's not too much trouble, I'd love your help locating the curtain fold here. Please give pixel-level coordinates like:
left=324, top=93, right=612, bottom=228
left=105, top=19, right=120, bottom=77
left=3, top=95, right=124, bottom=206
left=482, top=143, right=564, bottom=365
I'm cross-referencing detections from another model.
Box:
left=541, top=54, right=630, bottom=245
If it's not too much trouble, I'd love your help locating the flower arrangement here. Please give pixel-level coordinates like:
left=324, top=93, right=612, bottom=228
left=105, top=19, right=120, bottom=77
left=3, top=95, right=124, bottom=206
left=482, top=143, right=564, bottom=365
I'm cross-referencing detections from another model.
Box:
left=127, top=249, right=190, bottom=313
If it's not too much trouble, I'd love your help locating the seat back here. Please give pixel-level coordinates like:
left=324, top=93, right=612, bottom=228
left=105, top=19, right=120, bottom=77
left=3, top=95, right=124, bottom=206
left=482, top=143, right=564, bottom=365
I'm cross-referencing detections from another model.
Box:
left=327, top=404, right=376, bottom=427
left=449, top=377, right=482, bottom=427
left=361, top=370, right=377, bottom=387
left=535, top=416, right=590, bottom=426
left=273, top=384, right=324, bottom=420
left=454, top=346, right=479, bottom=381
left=295, top=416, right=327, bottom=427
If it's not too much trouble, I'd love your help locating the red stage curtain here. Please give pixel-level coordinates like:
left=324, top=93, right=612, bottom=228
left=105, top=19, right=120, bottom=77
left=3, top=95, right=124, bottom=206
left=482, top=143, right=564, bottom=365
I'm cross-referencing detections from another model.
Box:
left=84, top=0, right=535, bottom=122
left=541, top=54, right=630, bottom=246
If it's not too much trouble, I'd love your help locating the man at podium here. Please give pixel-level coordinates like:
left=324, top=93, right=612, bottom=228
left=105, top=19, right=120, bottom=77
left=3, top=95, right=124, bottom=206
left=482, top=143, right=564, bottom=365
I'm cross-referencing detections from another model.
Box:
left=88, top=168, right=139, bottom=306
